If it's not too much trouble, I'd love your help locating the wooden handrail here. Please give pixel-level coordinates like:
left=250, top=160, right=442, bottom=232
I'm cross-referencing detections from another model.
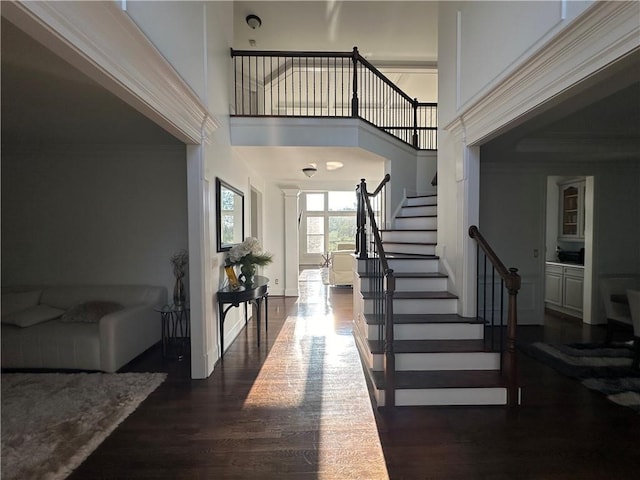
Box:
left=468, top=224, right=520, bottom=407
left=352, top=49, right=415, bottom=105
left=231, top=48, right=352, bottom=58
left=362, top=187, right=390, bottom=273
left=368, top=174, right=391, bottom=197
left=468, top=226, right=520, bottom=292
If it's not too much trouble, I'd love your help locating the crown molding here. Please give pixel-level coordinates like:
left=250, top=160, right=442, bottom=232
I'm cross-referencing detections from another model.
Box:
left=2, top=0, right=219, bottom=144
left=445, top=1, right=640, bottom=145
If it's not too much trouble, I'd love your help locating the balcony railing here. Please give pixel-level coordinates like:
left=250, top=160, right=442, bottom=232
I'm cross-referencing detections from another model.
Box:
left=231, top=47, right=437, bottom=150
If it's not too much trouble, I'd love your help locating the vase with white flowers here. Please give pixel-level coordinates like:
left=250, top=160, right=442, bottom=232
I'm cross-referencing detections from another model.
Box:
left=226, top=238, right=273, bottom=286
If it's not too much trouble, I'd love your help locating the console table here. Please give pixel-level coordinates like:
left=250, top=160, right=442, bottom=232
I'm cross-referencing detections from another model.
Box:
left=217, top=275, right=269, bottom=358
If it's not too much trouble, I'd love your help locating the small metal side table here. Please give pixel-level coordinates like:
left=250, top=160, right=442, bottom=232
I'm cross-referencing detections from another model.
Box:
left=217, top=276, right=269, bottom=359
left=155, top=304, right=190, bottom=361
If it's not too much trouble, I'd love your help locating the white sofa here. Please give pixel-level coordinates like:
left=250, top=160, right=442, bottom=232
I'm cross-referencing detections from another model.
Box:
left=1, top=285, right=167, bottom=372
left=329, top=251, right=355, bottom=286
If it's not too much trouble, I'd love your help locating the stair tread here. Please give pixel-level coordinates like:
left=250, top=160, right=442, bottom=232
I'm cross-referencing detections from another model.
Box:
left=406, top=194, right=437, bottom=199
left=382, top=241, right=437, bottom=246
left=364, top=313, right=483, bottom=325
left=380, top=229, right=437, bottom=232
left=369, top=339, right=492, bottom=354
left=396, top=214, right=437, bottom=219
left=386, top=253, right=438, bottom=259
left=385, top=251, right=435, bottom=257
left=362, top=291, right=457, bottom=300
left=371, top=370, right=507, bottom=390
left=359, top=272, right=447, bottom=279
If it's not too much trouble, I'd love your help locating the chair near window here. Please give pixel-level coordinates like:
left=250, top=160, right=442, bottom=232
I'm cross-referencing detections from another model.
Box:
left=328, top=242, right=356, bottom=286
left=600, top=276, right=640, bottom=342
left=626, top=289, right=640, bottom=370
left=329, top=250, right=354, bottom=286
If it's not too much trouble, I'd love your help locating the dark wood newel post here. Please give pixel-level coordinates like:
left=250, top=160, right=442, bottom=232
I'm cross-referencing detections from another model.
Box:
left=351, top=46, right=359, bottom=118
left=356, top=179, right=368, bottom=259
left=506, top=267, right=520, bottom=407
left=412, top=98, right=419, bottom=148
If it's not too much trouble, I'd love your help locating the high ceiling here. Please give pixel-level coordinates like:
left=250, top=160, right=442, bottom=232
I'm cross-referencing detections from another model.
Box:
left=232, top=1, right=438, bottom=64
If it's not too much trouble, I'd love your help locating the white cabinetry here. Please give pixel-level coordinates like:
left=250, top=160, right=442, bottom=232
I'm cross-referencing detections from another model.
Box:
left=544, top=264, right=563, bottom=306
left=545, top=263, right=584, bottom=317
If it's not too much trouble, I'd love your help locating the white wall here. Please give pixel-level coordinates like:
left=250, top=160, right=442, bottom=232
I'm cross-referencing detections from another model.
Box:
left=126, top=0, right=206, bottom=99
left=416, top=151, right=438, bottom=195
left=1, top=143, right=188, bottom=296
left=457, top=1, right=593, bottom=110
left=439, top=1, right=593, bottom=126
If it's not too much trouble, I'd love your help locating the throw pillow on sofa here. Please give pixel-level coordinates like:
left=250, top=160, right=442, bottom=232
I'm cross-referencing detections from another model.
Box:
left=60, top=301, right=124, bottom=323
left=2, top=304, right=66, bottom=328
left=1, top=290, right=42, bottom=318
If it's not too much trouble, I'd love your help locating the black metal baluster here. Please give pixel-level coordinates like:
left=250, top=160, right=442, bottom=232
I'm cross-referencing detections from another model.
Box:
left=483, top=253, right=487, bottom=330
left=491, top=265, right=496, bottom=351
left=500, top=278, right=505, bottom=371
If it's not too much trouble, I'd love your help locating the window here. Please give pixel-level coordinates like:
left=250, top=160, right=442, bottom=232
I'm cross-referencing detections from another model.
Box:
left=300, top=191, right=357, bottom=264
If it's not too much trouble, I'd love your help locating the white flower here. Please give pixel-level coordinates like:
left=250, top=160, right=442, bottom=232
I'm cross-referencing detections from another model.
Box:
left=227, top=237, right=263, bottom=264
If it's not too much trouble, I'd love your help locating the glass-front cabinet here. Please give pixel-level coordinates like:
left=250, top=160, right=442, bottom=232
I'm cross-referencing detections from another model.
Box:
left=559, top=180, right=585, bottom=240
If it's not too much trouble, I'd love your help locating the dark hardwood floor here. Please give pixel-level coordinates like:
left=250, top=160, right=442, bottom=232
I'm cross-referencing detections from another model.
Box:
left=68, top=271, right=640, bottom=479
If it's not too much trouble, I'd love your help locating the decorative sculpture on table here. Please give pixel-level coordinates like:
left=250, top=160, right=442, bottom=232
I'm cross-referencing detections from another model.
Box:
left=225, top=237, right=272, bottom=287
left=170, top=249, right=189, bottom=308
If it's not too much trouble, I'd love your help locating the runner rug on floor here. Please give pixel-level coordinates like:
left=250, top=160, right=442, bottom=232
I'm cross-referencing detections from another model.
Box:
left=524, top=341, right=640, bottom=413
left=1, top=372, right=167, bottom=480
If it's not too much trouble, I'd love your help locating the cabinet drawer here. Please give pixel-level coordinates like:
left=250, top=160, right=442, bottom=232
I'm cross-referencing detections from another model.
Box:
left=545, top=264, right=563, bottom=275
left=563, top=266, right=584, bottom=279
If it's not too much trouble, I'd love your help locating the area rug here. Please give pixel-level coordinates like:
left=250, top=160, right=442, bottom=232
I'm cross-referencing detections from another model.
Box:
left=524, top=342, right=640, bottom=412
left=1, top=372, right=167, bottom=480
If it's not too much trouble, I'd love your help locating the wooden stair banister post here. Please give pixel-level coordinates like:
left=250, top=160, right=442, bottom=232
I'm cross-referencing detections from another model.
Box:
left=505, top=268, right=521, bottom=407
left=356, top=178, right=368, bottom=259
left=384, top=269, right=396, bottom=408
left=412, top=98, right=419, bottom=148
left=351, top=47, right=359, bottom=118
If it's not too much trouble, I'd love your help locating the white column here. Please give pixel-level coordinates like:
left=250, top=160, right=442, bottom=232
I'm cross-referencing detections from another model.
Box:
left=282, top=189, right=301, bottom=297
left=459, top=145, right=480, bottom=317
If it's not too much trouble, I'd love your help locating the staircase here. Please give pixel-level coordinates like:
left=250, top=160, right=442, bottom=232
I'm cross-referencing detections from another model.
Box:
left=353, top=193, right=513, bottom=407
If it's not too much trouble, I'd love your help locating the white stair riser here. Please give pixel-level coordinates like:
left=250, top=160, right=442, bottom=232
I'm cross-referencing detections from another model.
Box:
left=364, top=298, right=457, bottom=315
left=383, top=243, right=436, bottom=255
left=382, top=231, right=437, bottom=244
left=401, top=205, right=437, bottom=216
left=364, top=322, right=484, bottom=341
left=400, top=352, right=499, bottom=371
left=370, top=352, right=499, bottom=371
left=387, top=259, right=440, bottom=272
left=394, top=388, right=508, bottom=407
left=360, top=276, right=447, bottom=292
left=395, top=216, right=437, bottom=230
left=406, top=196, right=437, bottom=207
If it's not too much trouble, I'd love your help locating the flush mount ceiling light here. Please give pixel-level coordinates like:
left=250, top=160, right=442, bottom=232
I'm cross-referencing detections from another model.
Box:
left=325, top=161, right=344, bottom=171
left=246, top=14, right=262, bottom=30
left=302, top=164, right=318, bottom=178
